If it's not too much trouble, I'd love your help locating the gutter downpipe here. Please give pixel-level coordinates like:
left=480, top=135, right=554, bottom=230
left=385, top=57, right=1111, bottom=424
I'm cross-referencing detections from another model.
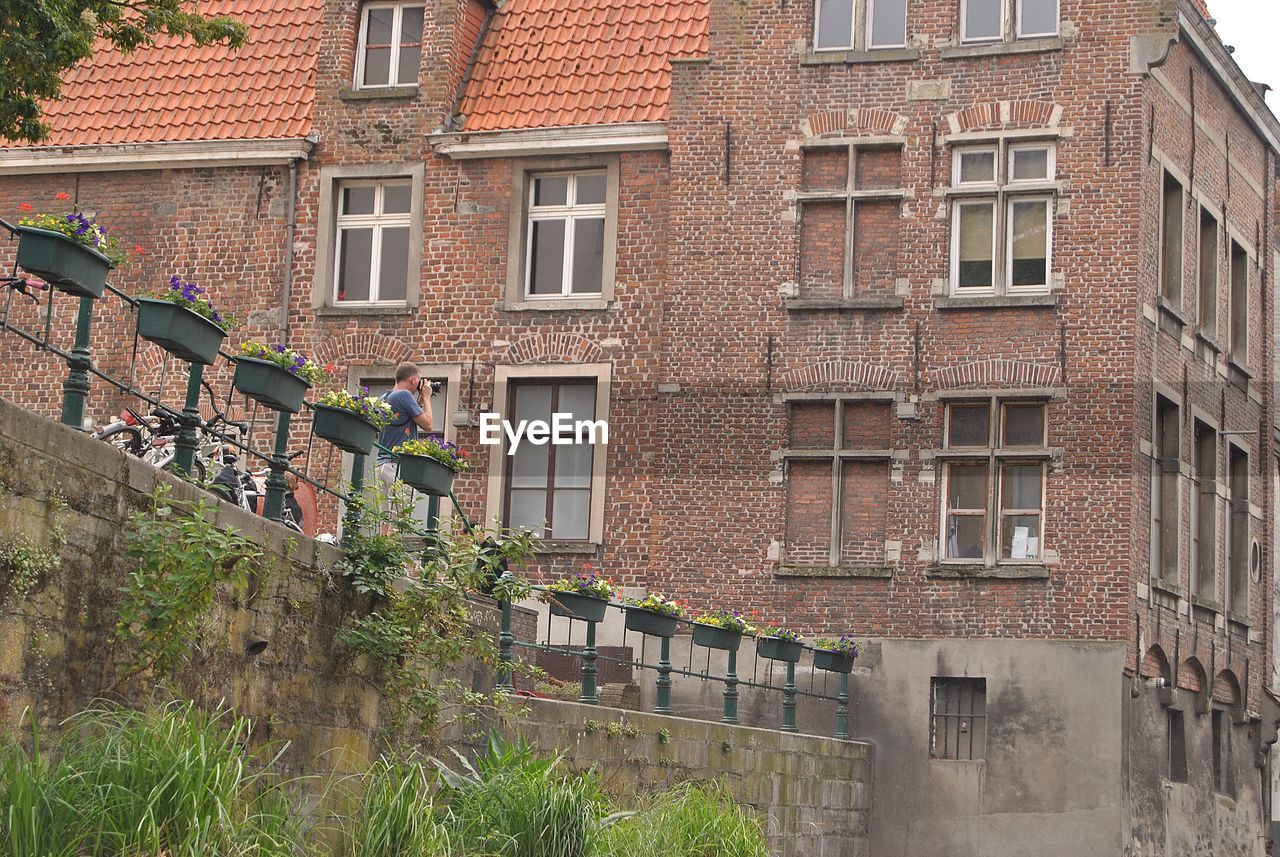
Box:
left=282, top=155, right=299, bottom=346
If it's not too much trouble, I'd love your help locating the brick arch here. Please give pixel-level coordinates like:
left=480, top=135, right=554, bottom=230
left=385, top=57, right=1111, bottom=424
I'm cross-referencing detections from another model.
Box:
left=1178, top=657, right=1207, bottom=693
left=504, top=332, right=603, bottom=365
left=1213, top=669, right=1242, bottom=706
left=313, top=332, right=415, bottom=367
left=780, top=360, right=901, bottom=393
left=800, top=108, right=909, bottom=139
left=1140, top=645, right=1172, bottom=681
left=944, top=100, right=1064, bottom=135
left=930, top=359, right=1060, bottom=390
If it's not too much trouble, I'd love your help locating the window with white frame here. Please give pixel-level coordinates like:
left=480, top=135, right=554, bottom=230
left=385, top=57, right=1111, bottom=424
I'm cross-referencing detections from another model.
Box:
left=334, top=180, right=412, bottom=304
left=960, top=0, right=1058, bottom=43
left=525, top=171, right=607, bottom=298
left=940, top=399, right=1047, bottom=562
left=814, top=0, right=907, bottom=51
left=355, top=2, right=424, bottom=88
left=950, top=142, right=1055, bottom=296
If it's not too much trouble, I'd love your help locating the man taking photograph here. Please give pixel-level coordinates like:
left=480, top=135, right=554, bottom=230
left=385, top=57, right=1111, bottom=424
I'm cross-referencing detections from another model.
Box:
left=377, top=362, right=434, bottom=496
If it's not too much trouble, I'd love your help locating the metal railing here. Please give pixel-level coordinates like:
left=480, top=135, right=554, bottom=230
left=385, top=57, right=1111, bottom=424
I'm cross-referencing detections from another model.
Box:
left=495, top=585, right=853, bottom=740
left=0, top=218, right=466, bottom=537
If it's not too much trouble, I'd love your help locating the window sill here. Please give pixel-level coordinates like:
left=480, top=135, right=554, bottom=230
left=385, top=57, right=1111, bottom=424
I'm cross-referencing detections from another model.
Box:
left=939, top=37, right=1064, bottom=60
left=801, top=48, right=921, bottom=65
left=785, top=296, right=905, bottom=312
left=1155, top=296, right=1188, bottom=329
left=534, top=541, right=600, bottom=556
left=774, top=564, right=892, bottom=579
left=340, top=86, right=419, bottom=101
left=1195, top=330, right=1223, bottom=355
left=1227, top=612, right=1250, bottom=630
left=316, top=304, right=416, bottom=317
left=929, top=563, right=1049, bottom=580
left=1151, top=579, right=1185, bottom=599
left=1190, top=595, right=1221, bottom=614
left=935, top=294, right=1057, bottom=310
left=1226, top=356, right=1253, bottom=383
left=500, top=298, right=613, bottom=312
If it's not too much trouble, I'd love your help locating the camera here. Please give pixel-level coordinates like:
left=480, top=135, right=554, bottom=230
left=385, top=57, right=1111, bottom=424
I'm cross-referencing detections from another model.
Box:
left=416, top=378, right=443, bottom=395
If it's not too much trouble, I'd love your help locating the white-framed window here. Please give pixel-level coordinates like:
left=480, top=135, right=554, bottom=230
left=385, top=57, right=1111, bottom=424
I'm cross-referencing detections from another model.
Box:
left=814, top=0, right=908, bottom=51
left=940, top=399, right=1048, bottom=563
left=334, top=180, right=412, bottom=304
left=355, top=2, right=424, bottom=88
left=949, top=142, right=1055, bottom=295
left=961, top=0, right=1057, bottom=43
left=525, top=171, right=607, bottom=298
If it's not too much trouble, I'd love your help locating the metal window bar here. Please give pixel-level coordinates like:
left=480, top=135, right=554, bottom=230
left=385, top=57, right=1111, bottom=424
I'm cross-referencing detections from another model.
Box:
left=931, top=678, right=987, bottom=760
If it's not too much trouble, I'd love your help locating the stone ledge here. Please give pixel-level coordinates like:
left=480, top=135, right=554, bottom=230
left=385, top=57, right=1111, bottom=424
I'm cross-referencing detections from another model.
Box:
left=775, top=565, right=892, bottom=579
left=800, top=48, right=920, bottom=65
left=934, top=294, right=1058, bottom=310
left=314, top=304, right=417, bottom=317
left=928, top=563, right=1050, bottom=580
left=339, top=86, right=418, bottom=101
left=785, top=296, right=905, bottom=312
left=939, top=37, right=1064, bottom=60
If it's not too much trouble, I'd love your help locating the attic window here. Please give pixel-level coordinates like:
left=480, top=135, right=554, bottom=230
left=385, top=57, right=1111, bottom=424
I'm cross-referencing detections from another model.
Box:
left=356, top=2, right=424, bottom=89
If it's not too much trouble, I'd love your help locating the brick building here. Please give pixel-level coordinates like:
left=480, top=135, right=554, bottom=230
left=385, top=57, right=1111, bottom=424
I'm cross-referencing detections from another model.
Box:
left=1, top=0, right=1278, bottom=853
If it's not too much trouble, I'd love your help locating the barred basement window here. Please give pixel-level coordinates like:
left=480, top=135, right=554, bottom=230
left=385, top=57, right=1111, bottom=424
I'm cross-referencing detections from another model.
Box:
left=930, top=677, right=986, bottom=760
left=814, top=0, right=907, bottom=51
left=355, top=2, right=424, bottom=89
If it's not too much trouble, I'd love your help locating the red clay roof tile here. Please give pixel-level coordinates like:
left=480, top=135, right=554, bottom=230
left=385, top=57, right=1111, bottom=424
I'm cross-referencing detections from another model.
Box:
left=2, top=0, right=322, bottom=149
left=457, top=0, right=709, bottom=132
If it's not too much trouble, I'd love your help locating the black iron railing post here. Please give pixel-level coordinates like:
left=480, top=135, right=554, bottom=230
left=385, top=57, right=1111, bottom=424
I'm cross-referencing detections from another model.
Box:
left=781, top=661, right=798, bottom=732
left=579, top=619, right=599, bottom=704
left=722, top=649, right=739, bottom=724
left=60, top=295, right=94, bottom=429
left=835, top=673, right=849, bottom=740
left=262, top=410, right=291, bottom=522
left=342, top=452, right=366, bottom=546
left=173, top=363, right=204, bottom=476
left=497, top=581, right=514, bottom=694
left=654, top=636, right=673, bottom=714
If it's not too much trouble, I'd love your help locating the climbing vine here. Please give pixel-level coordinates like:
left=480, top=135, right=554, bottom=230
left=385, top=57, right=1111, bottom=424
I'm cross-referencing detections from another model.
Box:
left=0, top=487, right=66, bottom=604
left=112, top=484, right=262, bottom=686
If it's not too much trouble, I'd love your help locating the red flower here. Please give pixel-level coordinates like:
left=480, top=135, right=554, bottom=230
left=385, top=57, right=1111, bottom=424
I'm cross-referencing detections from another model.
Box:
left=133, top=245, right=144, bottom=255
left=54, top=192, right=70, bottom=201
left=18, top=203, right=32, bottom=212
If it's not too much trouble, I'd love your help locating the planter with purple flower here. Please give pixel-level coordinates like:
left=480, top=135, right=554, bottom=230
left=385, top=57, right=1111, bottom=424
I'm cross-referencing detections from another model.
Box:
left=756, top=626, right=805, bottom=663
left=233, top=341, right=333, bottom=414
left=691, top=610, right=754, bottom=652
left=547, top=573, right=615, bottom=623
left=15, top=209, right=126, bottom=298
left=311, top=388, right=394, bottom=455
left=135, top=275, right=236, bottom=365
left=812, top=634, right=859, bottom=673
left=393, top=437, right=469, bottom=496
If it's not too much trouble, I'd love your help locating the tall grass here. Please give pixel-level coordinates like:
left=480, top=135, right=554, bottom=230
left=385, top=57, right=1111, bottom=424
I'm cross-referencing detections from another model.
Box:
left=340, top=756, right=453, bottom=856
left=597, top=782, right=770, bottom=857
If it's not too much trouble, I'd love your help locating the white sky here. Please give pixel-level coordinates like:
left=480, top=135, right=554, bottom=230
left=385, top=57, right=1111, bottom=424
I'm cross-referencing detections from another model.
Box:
left=1208, top=0, right=1280, bottom=115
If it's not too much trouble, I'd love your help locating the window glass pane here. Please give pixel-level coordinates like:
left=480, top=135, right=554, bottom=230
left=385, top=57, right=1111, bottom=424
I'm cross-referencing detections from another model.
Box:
left=1001, top=514, right=1041, bottom=559
left=1198, top=209, right=1219, bottom=331
left=571, top=218, right=605, bottom=294
left=869, top=0, right=907, bottom=46
left=1230, top=242, right=1248, bottom=362
left=1011, top=148, right=1049, bottom=181
left=963, top=0, right=1002, bottom=40
left=958, top=150, right=996, bottom=183
left=1003, top=404, right=1044, bottom=446
left=511, top=441, right=550, bottom=489
left=558, top=383, right=597, bottom=421
left=1001, top=464, right=1042, bottom=509
left=533, top=175, right=569, bottom=207
left=514, top=383, right=554, bottom=423
left=529, top=219, right=567, bottom=294
left=399, top=6, right=424, bottom=44
left=957, top=203, right=995, bottom=289
left=342, top=185, right=376, bottom=216
left=555, top=443, right=593, bottom=489
left=1010, top=199, right=1049, bottom=287
left=551, top=490, right=591, bottom=540
left=1019, top=0, right=1057, bottom=35
left=337, top=228, right=373, bottom=302
left=366, top=6, right=394, bottom=43
left=947, top=465, right=988, bottom=510
left=383, top=183, right=412, bottom=214
left=362, top=48, right=391, bottom=86
left=379, top=226, right=409, bottom=302
left=508, top=489, right=547, bottom=534
left=1161, top=173, right=1184, bottom=301
left=397, top=46, right=421, bottom=85
left=576, top=173, right=606, bottom=205
left=947, top=515, right=986, bottom=559
left=948, top=404, right=990, bottom=447
left=816, top=0, right=854, bottom=49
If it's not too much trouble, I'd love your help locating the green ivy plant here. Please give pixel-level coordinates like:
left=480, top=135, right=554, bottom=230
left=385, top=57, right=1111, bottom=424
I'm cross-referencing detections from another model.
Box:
left=337, top=485, right=539, bottom=739
left=112, top=484, right=262, bottom=686
left=0, top=487, right=67, bottom=604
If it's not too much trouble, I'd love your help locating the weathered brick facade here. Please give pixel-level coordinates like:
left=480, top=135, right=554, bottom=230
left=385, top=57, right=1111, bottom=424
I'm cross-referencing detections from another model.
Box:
left=0, top=0, right=1277, bottom=852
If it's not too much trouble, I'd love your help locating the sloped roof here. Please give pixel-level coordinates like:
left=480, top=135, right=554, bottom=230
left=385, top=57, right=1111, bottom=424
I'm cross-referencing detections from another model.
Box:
left=456, top=0, right=710, bottom=132
left=3, top=0, right=322, bottom=149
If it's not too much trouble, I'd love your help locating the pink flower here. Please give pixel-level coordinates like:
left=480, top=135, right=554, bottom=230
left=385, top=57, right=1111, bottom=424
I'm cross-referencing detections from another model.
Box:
left=54, top=192, right=70, bottom=201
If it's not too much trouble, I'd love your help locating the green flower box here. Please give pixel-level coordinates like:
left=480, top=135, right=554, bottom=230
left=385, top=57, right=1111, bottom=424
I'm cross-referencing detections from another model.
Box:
left=756, top=636, right=804, bottom=663
left=692, top=622, right=742, bottom=652
left=624, top=606, right=679, bottom=638
left=813, top=649, right=856, bottom=673
left=396, top=453, right=456, bottom=497
left=312, top=403, right=378, bottom=455
left=549, top=591, right=609, bottom=623
left=15, top=225, right=112, bottom=298
left=135, top=297, right=227, bottom=365
left=233, top=356, right=310, bottom=414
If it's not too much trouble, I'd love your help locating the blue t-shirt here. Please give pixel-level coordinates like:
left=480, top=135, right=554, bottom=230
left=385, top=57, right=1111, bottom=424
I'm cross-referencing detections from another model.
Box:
left=377, top=388, right=424, bottom=460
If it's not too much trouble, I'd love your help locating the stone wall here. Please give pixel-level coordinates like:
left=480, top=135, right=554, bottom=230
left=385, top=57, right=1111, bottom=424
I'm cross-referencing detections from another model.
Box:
left=503, top=698, right=871, bottom=857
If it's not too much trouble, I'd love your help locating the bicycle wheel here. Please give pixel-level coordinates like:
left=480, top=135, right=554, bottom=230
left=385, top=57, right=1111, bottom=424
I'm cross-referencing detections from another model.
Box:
left=99, top=425, right=145, bottom=457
